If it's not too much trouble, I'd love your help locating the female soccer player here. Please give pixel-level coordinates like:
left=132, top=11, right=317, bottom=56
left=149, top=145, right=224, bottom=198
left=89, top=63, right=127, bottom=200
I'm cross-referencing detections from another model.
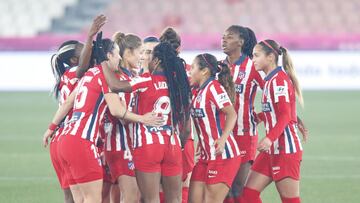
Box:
left=221, top=25, right=264, bottom=202
left=239, top=39, right=305, bottom=203
left=102, top=32, right=143, bottom=203
left=42, top=36, right=162, bottom=203
left=46, top=39, right=83, bottom=203
left=139, top=36, right=159, bottom=74
left=188, top=53, right=241, bottom=203
left=101, top=40, right=192, bottom=203
left=159, top=27, right=195, bottom=203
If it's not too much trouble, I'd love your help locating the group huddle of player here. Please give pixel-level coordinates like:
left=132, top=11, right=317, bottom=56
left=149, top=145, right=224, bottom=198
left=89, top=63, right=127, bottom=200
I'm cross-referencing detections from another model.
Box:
left=43, top=14, right=308, bottom=203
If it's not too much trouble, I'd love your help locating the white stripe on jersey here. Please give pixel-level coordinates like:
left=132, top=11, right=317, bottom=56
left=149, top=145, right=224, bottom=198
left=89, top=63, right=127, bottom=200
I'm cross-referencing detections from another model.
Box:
left=229, top=133, right=240, bottom=155
left=116, top=125, right=121, bottom=151
left=234, top=60, right=253, bottom=135
left=80, top=114, right=93, bottom=139
left=145, top=128, right=153, bottom=145
left=201, top=84, right=216, bottom=160
left=266, top=76, right=279, bottom=154
left=157, top=131, right=164, bottom=144
left=106, top=129, right=111, bottom=151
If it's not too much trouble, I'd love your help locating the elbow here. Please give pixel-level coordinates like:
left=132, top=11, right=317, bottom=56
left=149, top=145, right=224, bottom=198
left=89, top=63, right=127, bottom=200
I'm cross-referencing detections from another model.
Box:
left=108, top=106, right=121, bottom=118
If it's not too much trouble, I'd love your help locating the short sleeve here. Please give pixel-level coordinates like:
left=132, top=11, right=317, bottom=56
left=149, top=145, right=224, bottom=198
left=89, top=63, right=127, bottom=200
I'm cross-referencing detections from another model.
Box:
left=208, top=83, right=232, bottom=109
left=129, top=75, right=152, bottom=92
left=271, top=78, right=290, bottom=104
left=98, top=73, right=110, bottom=94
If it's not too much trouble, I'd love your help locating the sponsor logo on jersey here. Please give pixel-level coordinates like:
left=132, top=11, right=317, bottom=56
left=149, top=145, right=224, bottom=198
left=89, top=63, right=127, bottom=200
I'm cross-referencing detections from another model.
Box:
left=262, top=102, right=272, bottom=112
left=235, top=84, right=244, bottom=93
left=217, top=93, right=229, bottom=105
left=190, top=108, right=206, bottom=118
left=146, top=125, right=172, bottom=133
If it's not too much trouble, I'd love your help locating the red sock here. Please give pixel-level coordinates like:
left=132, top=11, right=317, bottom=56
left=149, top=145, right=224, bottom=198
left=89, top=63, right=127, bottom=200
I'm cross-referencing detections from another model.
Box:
left=223, top=197, right=235, bottom=203
left=182, top=187, right=189, bottom=203
left=159, top=191, right=165, bottom=203
left=238, top=187, right=262, bottom=203
left=281, top=197, right=301, bottom=203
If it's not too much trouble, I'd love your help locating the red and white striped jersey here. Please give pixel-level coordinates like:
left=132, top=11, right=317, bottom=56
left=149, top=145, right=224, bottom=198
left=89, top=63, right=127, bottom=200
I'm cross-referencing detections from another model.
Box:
left=261, top=66, right=302, bottom=155
left=224, top=56, right=264, bottom=137
left=52, top=66, right=78, bottom=142
left=62, top=65, right=110, bottom=144
left=129, top=71, right=181, bottom=148
left=191, top=78, right=240, bottom=161
left=103, top=68, right=136, bottom=152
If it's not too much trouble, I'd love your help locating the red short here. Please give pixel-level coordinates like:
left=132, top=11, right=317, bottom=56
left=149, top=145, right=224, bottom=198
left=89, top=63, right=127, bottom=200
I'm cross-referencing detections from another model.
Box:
left=190, top=156, right=241, bottom=188
left=182, top=139, right=195, bottom=180
left=105, top=150, right=135, bottom=183
left=251, top=152, right=302, bottom=181
left=50, top=140, right=69, bottom=189
left=234, top=135, right=258, bottom=164
left=133, top=141, right=182, bottom=177
left=58, top=135, right=103, bottom=185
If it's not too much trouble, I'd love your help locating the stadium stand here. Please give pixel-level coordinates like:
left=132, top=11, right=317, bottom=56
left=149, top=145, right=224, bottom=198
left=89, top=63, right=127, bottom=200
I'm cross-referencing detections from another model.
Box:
left=0, top=0, right=359, bottom=50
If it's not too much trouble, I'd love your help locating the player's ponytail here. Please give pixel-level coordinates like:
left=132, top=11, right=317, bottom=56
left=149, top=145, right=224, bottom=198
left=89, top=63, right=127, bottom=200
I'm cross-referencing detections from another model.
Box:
left=217, top=62, right=235, bottom=104
left=152, top=42, right=191, bottom=125
left=51, top=40, right=80, bottom=100
left=280, top=47, right=304, bottom=107
left=259, top=39, right=304, bottom=107
left=196, top=53, right=235, bottom=104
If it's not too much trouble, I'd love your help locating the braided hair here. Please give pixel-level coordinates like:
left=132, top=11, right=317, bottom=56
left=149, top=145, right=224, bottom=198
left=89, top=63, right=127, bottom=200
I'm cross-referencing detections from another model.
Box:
left=152, top=42, right=191, bottom=125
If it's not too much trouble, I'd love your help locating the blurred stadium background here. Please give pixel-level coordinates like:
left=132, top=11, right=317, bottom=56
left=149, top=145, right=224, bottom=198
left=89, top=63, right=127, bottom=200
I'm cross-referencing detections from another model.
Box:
left=0, top=0, right=359, bottom=202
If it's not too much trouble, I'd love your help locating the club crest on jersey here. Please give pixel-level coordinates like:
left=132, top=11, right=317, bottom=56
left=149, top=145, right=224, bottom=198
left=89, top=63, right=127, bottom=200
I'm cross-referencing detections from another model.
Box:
left=190, top=108, right=205, bottom=118
left=235, top=84, right=244, bottom=93
left=196, top=95, right=202, bottom=103
left=262, top=102, right=272, bottom=112
left=238, top=71, right=246, bottom=79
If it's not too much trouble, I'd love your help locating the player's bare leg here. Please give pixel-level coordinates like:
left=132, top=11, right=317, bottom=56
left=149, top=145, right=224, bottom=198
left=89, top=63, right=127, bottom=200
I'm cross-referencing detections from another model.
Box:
left=162, top=175, right=182, bottom=203
left=135, top=171, right=161, bottom=203
left=77, top=179, right=103, bottom=203
left=117, top=175, right=140, bottom=203
left=205, top=183, right=230, bottom=203
left=70, top=184, right=84, bottom=203
left=188, top=181, right=205, bottom=203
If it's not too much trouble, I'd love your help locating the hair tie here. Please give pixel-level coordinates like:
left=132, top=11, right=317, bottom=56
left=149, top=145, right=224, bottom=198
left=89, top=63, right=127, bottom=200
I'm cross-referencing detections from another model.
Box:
left=58, top=44, right=77, bottom=55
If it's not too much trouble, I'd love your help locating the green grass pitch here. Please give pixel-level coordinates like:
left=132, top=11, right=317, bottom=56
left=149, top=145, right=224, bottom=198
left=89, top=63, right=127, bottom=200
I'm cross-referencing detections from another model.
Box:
left=0, top=91, right=359, bottom=202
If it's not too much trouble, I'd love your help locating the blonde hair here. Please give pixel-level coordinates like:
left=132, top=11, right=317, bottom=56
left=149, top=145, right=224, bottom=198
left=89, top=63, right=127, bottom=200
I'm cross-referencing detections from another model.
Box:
left=259, top=40, right=304, bottom=107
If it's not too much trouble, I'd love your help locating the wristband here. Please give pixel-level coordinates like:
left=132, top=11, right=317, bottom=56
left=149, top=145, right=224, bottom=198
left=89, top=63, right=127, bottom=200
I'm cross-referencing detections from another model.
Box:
left=48, top=123, right=58, bottom=131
